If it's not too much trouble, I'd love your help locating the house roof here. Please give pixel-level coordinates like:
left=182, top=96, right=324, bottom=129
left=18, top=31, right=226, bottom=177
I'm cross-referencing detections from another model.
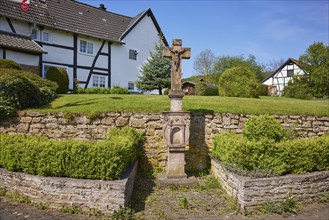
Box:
left=260, top=58, right=307, bottom=83
left=182, top=81, right=218, bottom=88
left=0, top=0, right=167, bottom=44
left=0, top=31, right=47, bottom=54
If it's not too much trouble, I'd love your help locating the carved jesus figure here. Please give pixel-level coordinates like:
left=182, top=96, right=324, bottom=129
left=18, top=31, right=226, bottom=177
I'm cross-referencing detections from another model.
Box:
left=163, top=39, right=191, bottom=94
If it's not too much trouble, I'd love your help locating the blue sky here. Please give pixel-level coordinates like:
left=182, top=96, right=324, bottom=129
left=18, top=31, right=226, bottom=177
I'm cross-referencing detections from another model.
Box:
left=81, top=0, right=328, bottom=78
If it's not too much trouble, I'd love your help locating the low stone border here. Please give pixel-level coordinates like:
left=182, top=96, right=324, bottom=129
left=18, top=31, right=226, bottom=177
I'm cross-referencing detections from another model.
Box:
left=211, top=159, right=329, bottom=208
left=0, top=161, right=138, bottom=214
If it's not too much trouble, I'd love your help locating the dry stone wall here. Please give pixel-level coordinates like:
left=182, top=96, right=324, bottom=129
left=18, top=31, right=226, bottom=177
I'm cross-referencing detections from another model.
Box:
left=211, top=159, right=329, bottom=208
left=0, top=162, right=138, bottom=214
left=1, top=111, right=328, bottom=171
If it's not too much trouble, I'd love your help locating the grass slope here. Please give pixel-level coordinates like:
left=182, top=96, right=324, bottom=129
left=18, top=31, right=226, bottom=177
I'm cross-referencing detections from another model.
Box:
left=28, top=94, right=329, bottom=116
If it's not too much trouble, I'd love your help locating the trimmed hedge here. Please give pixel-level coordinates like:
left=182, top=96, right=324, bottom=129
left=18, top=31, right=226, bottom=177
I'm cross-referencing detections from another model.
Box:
left=0, top=127, right=143, bottom=180
left=211, top=133, right=329, bottom=177
left=76, top=86, right=129, bottom=94
left=46, top=67, right=69, bottom=94
left=243, top=115, right=284, bottom=142
left=0, top=59, right=21, bottom=70
left=0, top=68, right=57, bottom=117
left=211, top=115, right=329, bottom=177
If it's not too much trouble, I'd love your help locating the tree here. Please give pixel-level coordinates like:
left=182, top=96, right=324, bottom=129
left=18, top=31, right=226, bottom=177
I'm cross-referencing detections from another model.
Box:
left=213, top=54, right=265, bottom=81
left=136, top=38, right=171, bottom=95
left=264, top=57, right=285, bottom=72
left=284, top=42, right=329, bottom=99
left=299, top=42, right=329, bottom=98
left=193, top=49, right=216, bottom=79
left=218, top=67, right=260, bottom=98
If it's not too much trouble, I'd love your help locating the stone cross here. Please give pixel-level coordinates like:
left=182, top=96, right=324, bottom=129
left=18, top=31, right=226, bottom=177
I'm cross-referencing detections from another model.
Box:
left=163, top=39, right=191, bottom=95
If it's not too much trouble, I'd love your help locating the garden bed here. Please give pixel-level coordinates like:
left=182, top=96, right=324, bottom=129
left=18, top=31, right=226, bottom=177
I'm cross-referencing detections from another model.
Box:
left=211, top=159, right=329, bottom=208
left=0, top=161, right=138, bottom=214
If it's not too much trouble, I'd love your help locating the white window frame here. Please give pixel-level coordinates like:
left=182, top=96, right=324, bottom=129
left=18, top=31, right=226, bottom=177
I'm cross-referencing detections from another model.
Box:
left=129, top=49, right=138, bottom=60
left=31, top=29, right=39, bottom=41
left=92, top=75, right=106, bottom=88
left=128, top=81, right=135, bottom=90
left=79, top=39, right=94, bottom=55
left=41, top=31, right=51, bottom=43
left=42, top=63, right=68, bottom=79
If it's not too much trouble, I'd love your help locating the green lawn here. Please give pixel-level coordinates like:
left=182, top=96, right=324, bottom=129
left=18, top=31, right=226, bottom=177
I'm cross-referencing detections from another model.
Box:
left=28, top=94, right=329, bottom=116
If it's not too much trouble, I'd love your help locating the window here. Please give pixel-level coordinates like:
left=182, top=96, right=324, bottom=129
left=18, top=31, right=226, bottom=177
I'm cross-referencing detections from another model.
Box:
left=92, top=75, right=106, bottom=87
left=129, top=49, right=137, bottom=60
left=41, top=31, right=50, bottom=42
left=31, top=29, right=38, bottom=40
left=93, top=76, right=99, bottom=87
left=287, top=69, right=294, bottom=77
left=99, top=76, right=105, bottom=87
left=128, top=82, right=134, bottom=90
left=80, top=40, right=94, bottom=55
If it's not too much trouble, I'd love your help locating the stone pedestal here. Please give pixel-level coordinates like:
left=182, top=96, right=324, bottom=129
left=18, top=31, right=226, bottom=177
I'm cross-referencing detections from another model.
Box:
left=163, top=111, right=189, bottom=179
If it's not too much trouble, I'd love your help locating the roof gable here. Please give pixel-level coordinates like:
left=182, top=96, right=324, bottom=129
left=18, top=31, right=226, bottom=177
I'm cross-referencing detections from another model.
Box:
left=261, top=58, right=307, bottom=83
left=120, top=8, right=168, bottom=46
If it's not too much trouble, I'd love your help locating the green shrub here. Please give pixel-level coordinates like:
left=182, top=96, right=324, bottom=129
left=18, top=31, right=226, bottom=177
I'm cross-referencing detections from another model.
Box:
left=76, top=87, right=112, bottom=94
left=0, top=127, right=143, bottom=180
left=195, top=82, right=207, bottom=96
left=243, top=115, right=284, bottom=142
left=46, top=67, right=69, bottom=94
left=211, top=133, right=329, bottom=177
left=0, top=68, right=57, bottom=117
left=218, top=67, right=260, bottom=98
left=283, top=75, right=313, bottom=100
left=258, top=84, right=269, bottom=96
left=110, top=86, right=129, bottom=94
left=205, top=86, right=219, bottom=96
left=0, top=59, right=21, bottom=70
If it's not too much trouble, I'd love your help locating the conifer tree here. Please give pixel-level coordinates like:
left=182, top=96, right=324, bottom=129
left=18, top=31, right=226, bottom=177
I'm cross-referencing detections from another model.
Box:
left=136, top=38, right=171, bottom=95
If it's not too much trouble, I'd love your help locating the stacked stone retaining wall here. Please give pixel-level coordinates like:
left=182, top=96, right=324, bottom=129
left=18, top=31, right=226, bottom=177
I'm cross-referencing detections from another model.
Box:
left=211, top=159, right=329, bottom=208
left=1, top=112, right=328, bottom=171
left=0, top=162, right=138, bottom=213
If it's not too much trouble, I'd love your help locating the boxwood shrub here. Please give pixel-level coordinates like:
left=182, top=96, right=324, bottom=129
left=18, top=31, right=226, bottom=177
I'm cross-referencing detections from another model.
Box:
left=0, top=59, right=21, bottom=70
left=0, top=68, right=57, bottom=117
left=0, top=127, right=143, bottom=180
left=211, top=115, right=329, bottom=177
left=46, top=66, right=69, bottom=94
left=76, top=86, right=129, bottom=94
left=211, top=133, right=329, bottom=177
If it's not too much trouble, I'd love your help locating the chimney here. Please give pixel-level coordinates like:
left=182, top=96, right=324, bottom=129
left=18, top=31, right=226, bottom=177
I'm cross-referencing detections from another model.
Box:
left=99, top=4, right=106, bottom=11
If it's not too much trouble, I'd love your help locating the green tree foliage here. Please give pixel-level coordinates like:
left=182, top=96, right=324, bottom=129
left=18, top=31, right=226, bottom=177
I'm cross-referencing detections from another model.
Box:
left=213, top=54, right=265, bottom=81
left=195, top=82, right=207, bottom=96
left=136, top=38, right=171, bottom=95
left=285, top=42, right=329, bottom=99
left=46, top=67, right=69, bottom=94
left=218, top=67, right=260, bottom=98
left=0, top=59, right=21, bottom=70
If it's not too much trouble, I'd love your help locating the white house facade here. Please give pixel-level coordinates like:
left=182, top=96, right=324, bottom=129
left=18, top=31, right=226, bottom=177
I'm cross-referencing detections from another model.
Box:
left=261, top=58, right=308, bottom=96
left=0, top=0, right=167, bottom=92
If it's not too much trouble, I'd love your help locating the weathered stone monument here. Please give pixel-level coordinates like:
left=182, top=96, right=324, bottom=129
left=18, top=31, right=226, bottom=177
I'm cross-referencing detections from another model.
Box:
left=163, top=39, right=191, bottom=179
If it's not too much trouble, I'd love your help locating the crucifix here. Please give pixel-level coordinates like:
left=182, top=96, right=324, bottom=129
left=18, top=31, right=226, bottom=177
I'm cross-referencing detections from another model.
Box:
left=163, top=39, right=191, bottom=96
left=162, top=39, right=191, bottom=179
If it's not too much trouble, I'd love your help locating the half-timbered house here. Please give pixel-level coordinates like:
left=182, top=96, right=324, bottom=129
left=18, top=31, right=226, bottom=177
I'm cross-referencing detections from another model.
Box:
left=0, top=0, right=167, bottom=92
left=261, top=58, right=308, bottom=96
